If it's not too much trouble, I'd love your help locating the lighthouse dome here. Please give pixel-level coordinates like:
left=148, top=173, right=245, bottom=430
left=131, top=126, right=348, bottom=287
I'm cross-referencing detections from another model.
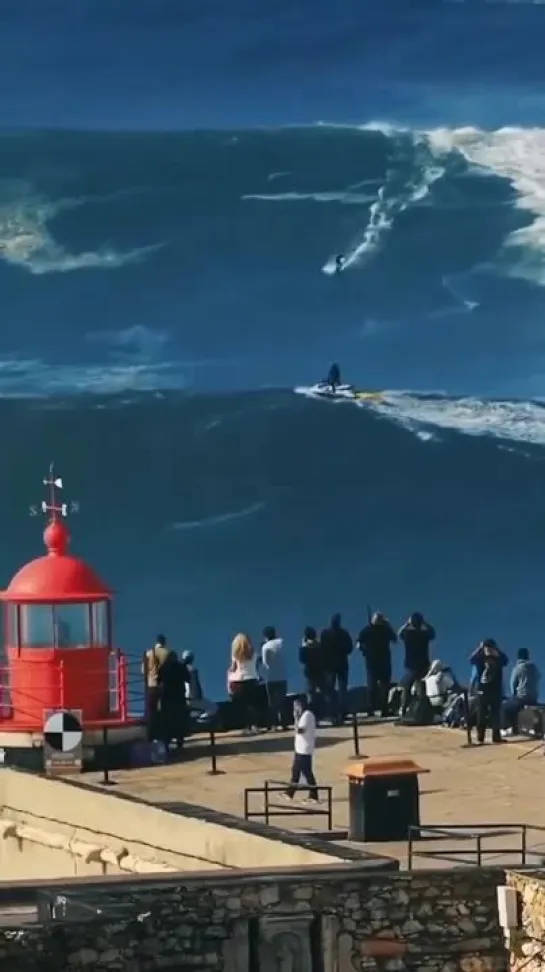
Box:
left=3, top=519, right=111, bottom=603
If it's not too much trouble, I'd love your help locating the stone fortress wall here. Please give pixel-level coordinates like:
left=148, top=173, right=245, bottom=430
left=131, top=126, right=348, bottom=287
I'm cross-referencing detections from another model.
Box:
left=0, top=864, right=509, bottom=972
left=1, top=764, right=544, bottom=971
left=506, top=870, right=545, bottom=972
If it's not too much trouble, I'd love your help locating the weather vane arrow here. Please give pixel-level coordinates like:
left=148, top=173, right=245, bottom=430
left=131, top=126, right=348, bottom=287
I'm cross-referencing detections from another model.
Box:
left=29, top=463, right=80, bottom=518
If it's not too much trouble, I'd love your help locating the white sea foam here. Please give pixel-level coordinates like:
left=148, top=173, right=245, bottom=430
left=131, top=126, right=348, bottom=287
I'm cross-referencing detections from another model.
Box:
left=374, top=392, right=545, bottom=447
left=440, top=273, right=479, bottom=313
left=314, top=120, right=545, bottom=286
left=0, top=358, right=186, bottom=396
left=426, top=126, right=545, bottom=284
left=0, top=353, right=238, bottom=397
left=295, top=385, right=545, bottom=447
left=171, top=501, right=266, bottom=531
left=242, top=190, right=373, bottom=205
left=321, top=133, right=445, bottom=275
left=86, top=325, right=170, bottom=362
left=0, top=181, right=159, bottom=275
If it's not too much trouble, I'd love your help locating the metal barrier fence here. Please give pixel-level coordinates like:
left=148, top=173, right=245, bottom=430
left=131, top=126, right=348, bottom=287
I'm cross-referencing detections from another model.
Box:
left=407, top=823, right=530, bottom=869
left=0, top=654, right=133, bottom=728
left=244, top=780, right=333, bottom=830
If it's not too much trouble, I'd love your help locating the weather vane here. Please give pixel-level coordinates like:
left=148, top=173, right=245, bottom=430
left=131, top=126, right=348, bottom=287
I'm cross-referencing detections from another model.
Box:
left=29, top=463, right=80, bottom=518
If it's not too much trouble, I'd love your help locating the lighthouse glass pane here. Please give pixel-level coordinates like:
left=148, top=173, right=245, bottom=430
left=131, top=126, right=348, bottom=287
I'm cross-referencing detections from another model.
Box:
left=19, top=605, right=54, bottom=648
left=54, top=603, right=91, bottom=649
left=91, top=601, right=109, bottom=646
left=5, top=604, right=19, bottom=646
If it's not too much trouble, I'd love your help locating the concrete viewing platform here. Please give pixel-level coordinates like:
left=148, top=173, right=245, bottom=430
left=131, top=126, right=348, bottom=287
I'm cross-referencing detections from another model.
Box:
left=85, top=719, right=545, bottom=869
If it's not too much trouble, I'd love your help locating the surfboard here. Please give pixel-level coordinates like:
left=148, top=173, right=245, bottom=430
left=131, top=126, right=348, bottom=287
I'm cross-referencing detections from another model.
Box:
left=355, top=391, right=383, bottom=402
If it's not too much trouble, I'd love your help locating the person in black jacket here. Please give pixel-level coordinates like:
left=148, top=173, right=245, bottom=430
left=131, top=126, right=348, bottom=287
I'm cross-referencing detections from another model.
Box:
left=158, top=650, right=190, bottom=752
left=469, top=638, right=508, bottom=744
left=299, top=626, right=327, bottom=717
left=320, top=613, right=353, bottom=724
left=398, top=612, right=436, bottom=715
left=357, top=612, right=397, bottom=717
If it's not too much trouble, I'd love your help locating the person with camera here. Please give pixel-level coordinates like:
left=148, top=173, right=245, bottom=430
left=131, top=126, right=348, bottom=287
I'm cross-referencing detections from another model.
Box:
left=398, top=612, right=436, bottom=715
left=357, top=611, right=397, bottom=718
left=469, top=638, right=509, bottom=744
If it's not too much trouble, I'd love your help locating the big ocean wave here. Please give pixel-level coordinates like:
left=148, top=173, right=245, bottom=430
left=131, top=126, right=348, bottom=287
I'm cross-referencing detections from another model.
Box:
left=1, top=124, right=545, bottom=442
left=1, top=120, right=545, bottom=684
left=3, top=123, right=545, bottom=283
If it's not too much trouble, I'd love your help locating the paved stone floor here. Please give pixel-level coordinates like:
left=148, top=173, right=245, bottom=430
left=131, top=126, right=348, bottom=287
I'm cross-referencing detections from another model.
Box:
left=86, top=720, right=545, bottom=869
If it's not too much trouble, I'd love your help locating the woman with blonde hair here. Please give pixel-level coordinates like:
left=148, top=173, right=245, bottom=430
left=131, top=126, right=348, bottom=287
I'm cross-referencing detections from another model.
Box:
left=228, top=633, right=260, bottom=733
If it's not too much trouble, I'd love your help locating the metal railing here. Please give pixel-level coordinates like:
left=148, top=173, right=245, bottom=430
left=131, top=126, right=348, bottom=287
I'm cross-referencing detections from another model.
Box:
left=0, top=654, right=139, bottom=728
left=407, top=823, right=530, bottom=869
left=244, top=780, right=333, bottom=830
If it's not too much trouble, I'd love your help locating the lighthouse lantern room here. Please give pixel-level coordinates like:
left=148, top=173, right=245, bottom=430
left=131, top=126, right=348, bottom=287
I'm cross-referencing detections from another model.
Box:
left=0, top=467, right=126, bottom=731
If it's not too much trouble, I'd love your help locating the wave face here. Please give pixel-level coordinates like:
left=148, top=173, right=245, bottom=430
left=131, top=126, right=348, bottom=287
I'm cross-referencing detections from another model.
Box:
left=2, top=125, right=545, bottom=400
left=2, top=123, right=545, bottom=690
left=4, top=391, right=545, bottom=697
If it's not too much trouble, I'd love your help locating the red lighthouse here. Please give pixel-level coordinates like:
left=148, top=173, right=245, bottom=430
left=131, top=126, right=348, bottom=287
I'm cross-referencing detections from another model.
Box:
left=0, top=468, right=141, bottom=764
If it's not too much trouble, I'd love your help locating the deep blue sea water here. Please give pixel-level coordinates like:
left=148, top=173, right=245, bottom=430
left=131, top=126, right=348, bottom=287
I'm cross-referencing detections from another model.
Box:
left=3, top=1, right=545, bottom=696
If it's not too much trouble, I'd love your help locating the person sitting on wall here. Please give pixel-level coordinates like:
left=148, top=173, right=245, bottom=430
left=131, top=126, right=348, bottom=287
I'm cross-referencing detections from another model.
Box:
left=424, top=659, right=460, bottom=715
left=469, top=638, right=509, bottom=745
left=397, top=679, right=434, bottom=726
left=181, top=651, right=217, bottom=726
left=501, top=648, right=541, bottom=737
left=357, top=611, right=397, bottom=718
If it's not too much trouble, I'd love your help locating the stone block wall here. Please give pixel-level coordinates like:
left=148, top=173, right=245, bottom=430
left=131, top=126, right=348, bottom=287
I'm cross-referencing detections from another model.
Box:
left=506, top=870, right=545, bottom=972
left=0, top=865, right=508, bottom=972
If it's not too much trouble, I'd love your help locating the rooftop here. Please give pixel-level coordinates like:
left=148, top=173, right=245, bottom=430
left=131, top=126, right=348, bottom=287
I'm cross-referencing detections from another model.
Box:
left=86, top=720, right=545, bottom=869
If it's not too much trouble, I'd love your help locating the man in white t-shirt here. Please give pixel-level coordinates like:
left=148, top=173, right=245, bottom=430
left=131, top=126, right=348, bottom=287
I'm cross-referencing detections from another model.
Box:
left=284, top=696, right=318, bottom=802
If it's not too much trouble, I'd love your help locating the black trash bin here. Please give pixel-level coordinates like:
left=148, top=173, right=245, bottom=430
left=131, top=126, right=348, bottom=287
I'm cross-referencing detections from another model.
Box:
left=346, top=759, right=428, bottom=842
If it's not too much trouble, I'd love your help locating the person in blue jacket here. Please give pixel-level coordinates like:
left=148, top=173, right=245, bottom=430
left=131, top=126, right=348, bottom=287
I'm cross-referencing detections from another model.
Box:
left=501, top=648, right=540, bottom=735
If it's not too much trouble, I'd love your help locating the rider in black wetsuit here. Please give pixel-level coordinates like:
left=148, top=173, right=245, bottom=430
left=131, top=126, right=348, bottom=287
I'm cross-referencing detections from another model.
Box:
left=335, top=255, right=345, bottom=273
left=327, top=363, right=341, bottom=392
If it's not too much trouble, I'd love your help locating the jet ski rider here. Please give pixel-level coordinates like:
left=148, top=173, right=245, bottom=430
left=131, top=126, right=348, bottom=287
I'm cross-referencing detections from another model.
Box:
left=327, top=363, right=341, bottom=392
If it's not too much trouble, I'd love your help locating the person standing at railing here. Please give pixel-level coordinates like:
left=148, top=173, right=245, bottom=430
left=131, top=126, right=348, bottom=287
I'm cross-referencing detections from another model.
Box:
left=357, top=611, right=397, bottom=718
left=261, top=626, right=288, bottom=731
left=157, top=650, right=190, bottom=752
left=142, top=634, right=170, bottom=741
left=228, top=633, right=260, bottom=734
left=319, top=613, right=353, bottom=725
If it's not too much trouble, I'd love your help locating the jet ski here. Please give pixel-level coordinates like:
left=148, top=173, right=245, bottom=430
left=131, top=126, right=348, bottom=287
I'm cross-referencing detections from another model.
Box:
left=308, top=382, right=357, bottom=400
left=297, top=382, right=384, bottom=403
